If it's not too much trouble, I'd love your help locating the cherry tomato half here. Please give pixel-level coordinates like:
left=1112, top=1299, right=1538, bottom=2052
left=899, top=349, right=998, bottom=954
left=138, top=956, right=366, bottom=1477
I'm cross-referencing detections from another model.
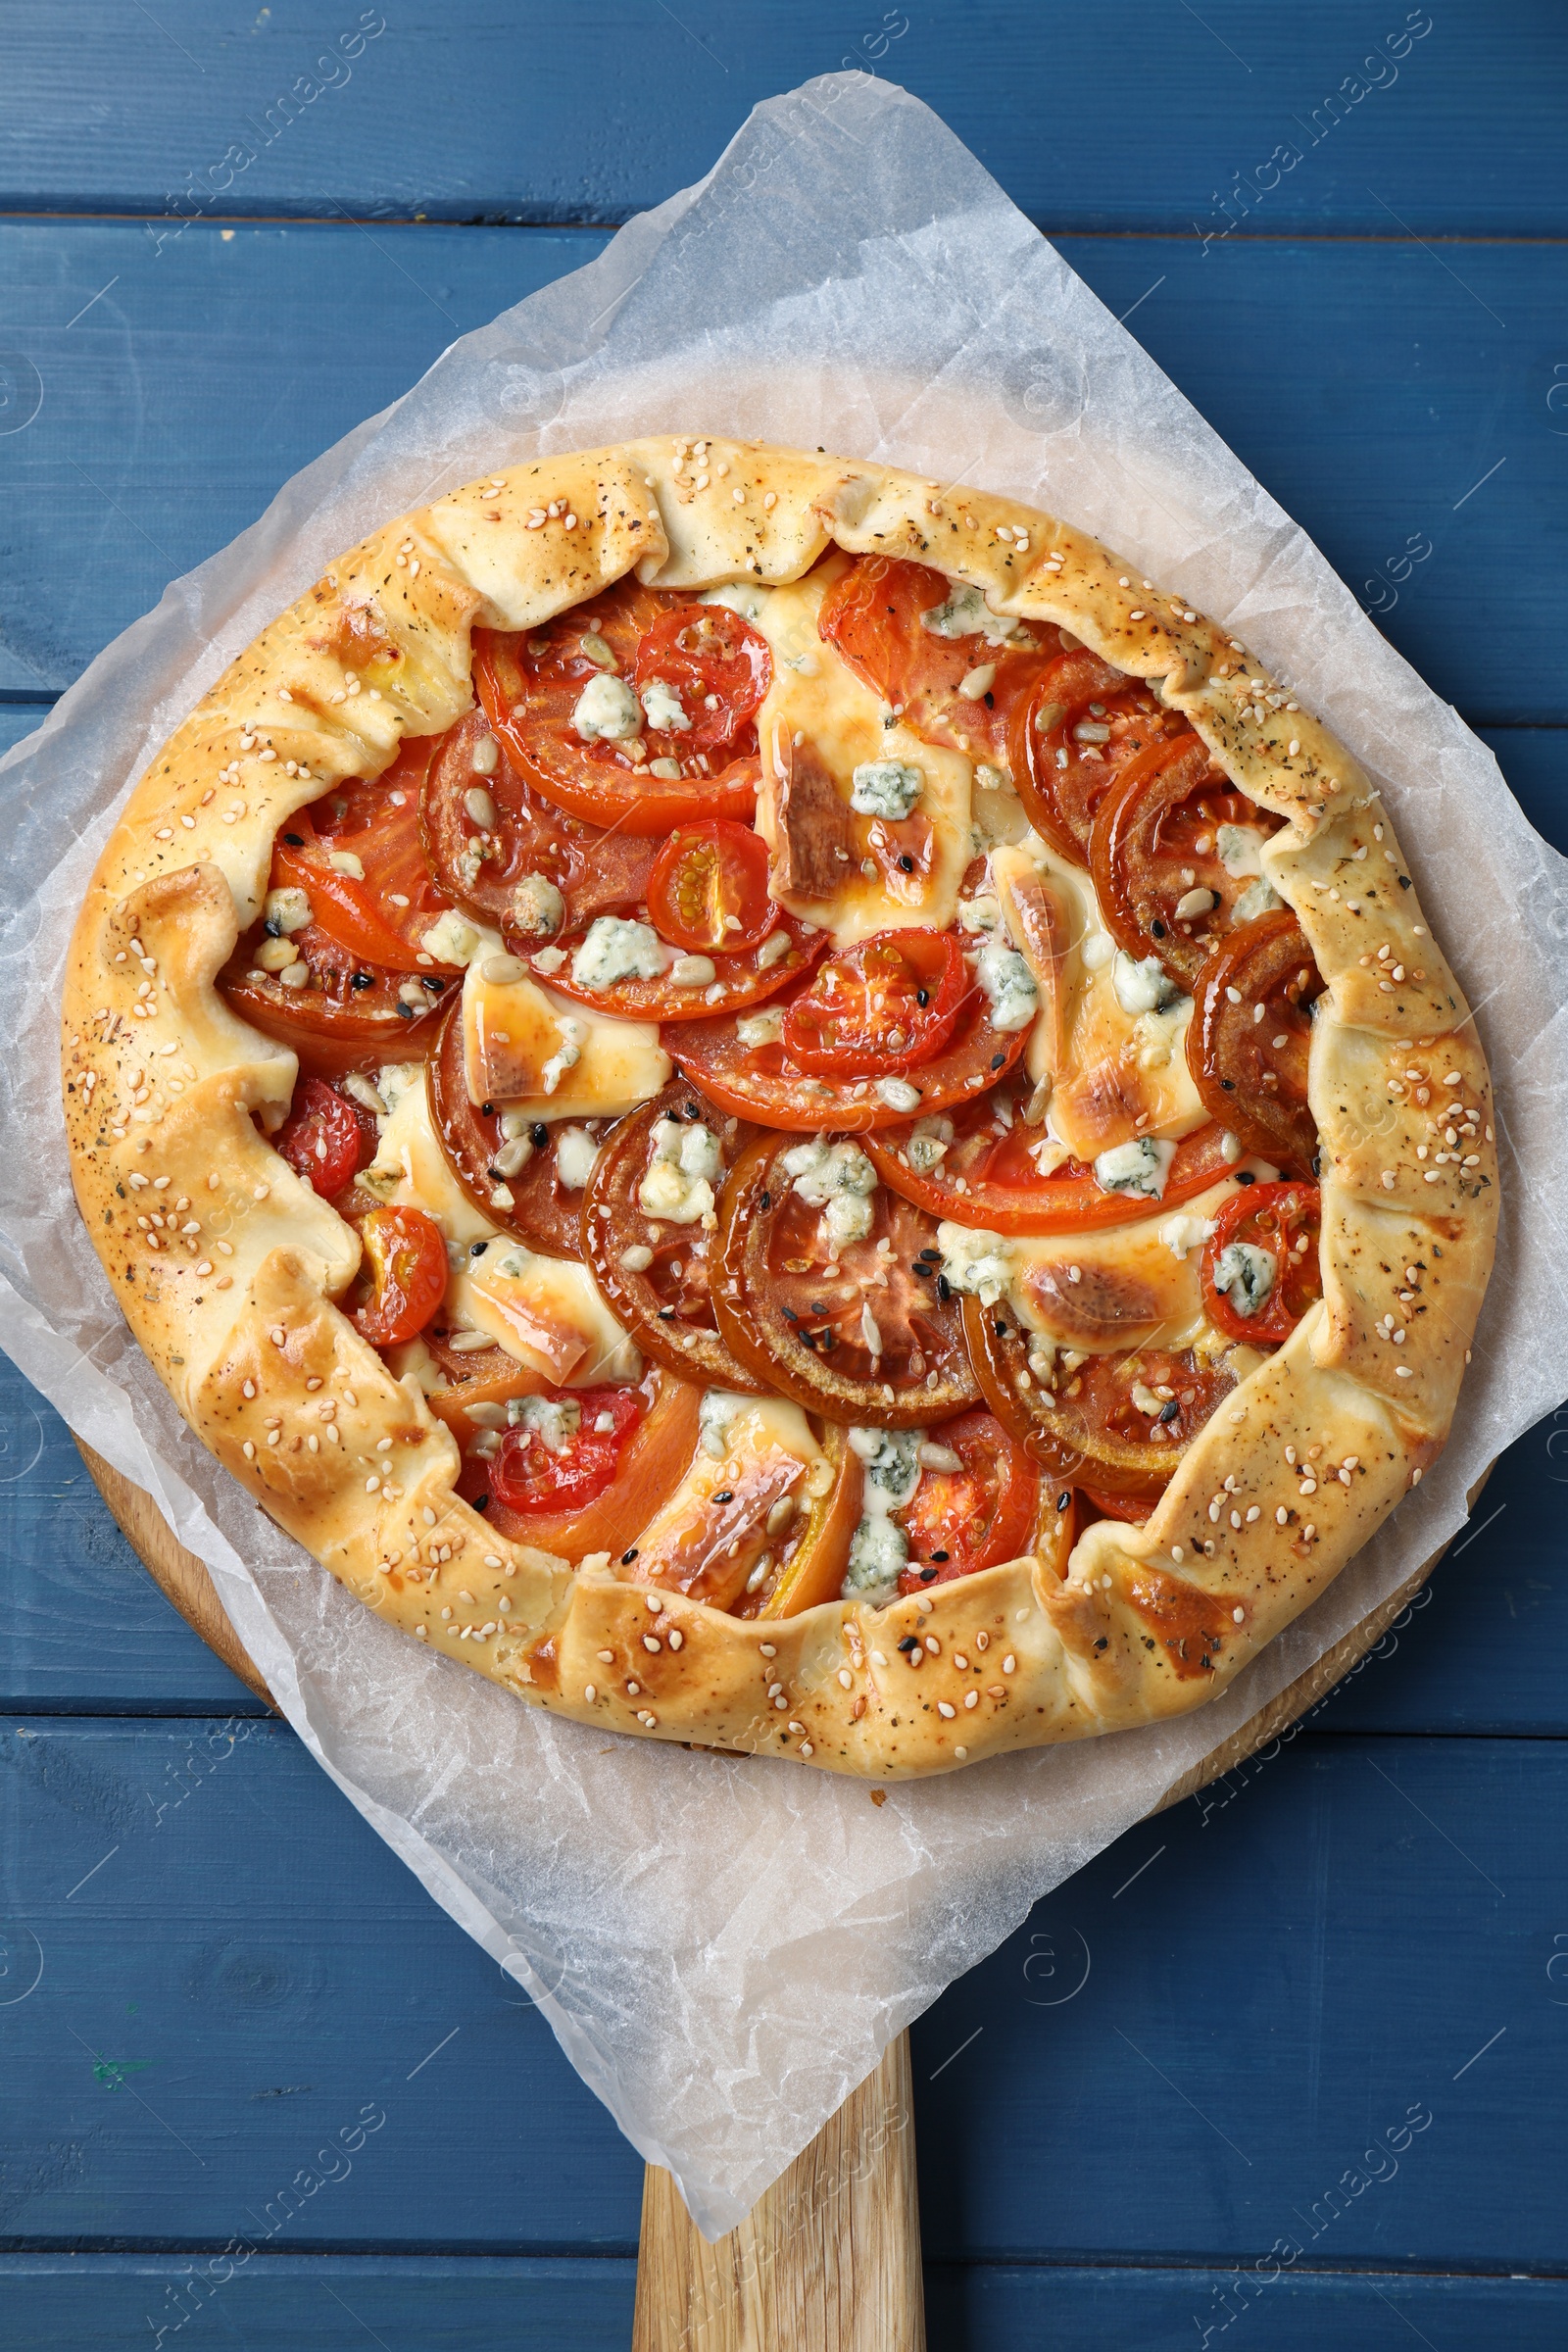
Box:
left=782, top=929, right=965, bottom=1078
left=488, top=1383, right=647, bottom=1516
left=1200, top=1180, right=1322, bottom=1346
left=274, top=1078, right=376, bottom=1199
left=648, top=819, right=778, bottom=954
left=272, top=751, right=459, bottom=972
left=893, top=1408, right=1039, bottom=1593
left=352, top=1205, right=449, bottom=1348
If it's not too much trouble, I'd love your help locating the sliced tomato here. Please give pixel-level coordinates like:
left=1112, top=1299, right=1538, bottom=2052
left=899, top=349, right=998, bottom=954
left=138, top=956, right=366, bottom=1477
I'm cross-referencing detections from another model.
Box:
left=782, top=929, right=965, bottom=1077
left=1188, top=909, right=1323, bottom=1176
left=1080, top=1487, right=1151, bottom=1526
left=273, top=751, right=460, bottom=970
left=419, top=707, right=657, bottom=936
left=580, top=1083, right=766, bottom=1394
left=816, top=555, right=1051, bottom=763
left=488, top=1383, right=644, bottom=1514
left=962, top=1295, right=1240, bottom=1496
left=892, top=1408, right=1039, bottom=1594
left=666, top=971, right=1029, bottom=1135
left=648, top=819, right=777, bottom=954
left=712, top=1132, right=978, bottom=1427
left=542, top=907, right=824, bottom=1021
left=750, top=1432, right=864, bottom=1619
left=1090, top=735, right=1283, bottom=987
left=352, top=1204, right=448, bottom=1348
left=451, top=1370, right=702, bottom=1560
left=1009, top=652, right=1189, bottom=865
left=428, top=997, right=600, bottom=1254
left=866, top=1074, right=1238, bottom=1234
left=274, top=1077, right=376, bottom=1199
left=1200, top=1180, right=1322, bottom=1346
left=472, top=578, right=765, bottom=836
left=220, top=923, right=451, bottom=1078
left=631, top=604, right=772, bottom=757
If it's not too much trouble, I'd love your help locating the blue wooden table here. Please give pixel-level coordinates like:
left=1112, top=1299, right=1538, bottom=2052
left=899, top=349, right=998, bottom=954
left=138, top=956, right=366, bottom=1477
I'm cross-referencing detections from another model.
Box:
left=3, top=10, right=1566, bottom=2344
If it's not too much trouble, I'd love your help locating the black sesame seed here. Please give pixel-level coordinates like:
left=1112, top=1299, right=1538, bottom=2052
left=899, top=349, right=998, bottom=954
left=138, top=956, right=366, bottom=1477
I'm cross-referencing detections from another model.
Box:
left=481, top=1102, right=495, bottom=1116
left=713, top=1491, right=734, bottom=1505
left=760, top=1190, right=771, bottom=1209
left=531, top=1123, right=548, bottom=1146
left=1312, top=1152, right=1323, bottom=1177
left=351, top=971, right=373, bottom=991
left=899, top=855, right=915, bottom=872
left=783, top=1306, right=798, bottom=1321
left=1220, top=1077, right=1236, bottom=1091
left=991, top=1054, right=1005, bottom=1070
left=912, top=1261, right=932, bottom=1278
left=620, top=1547, right=639, bottom=1565
left=1236, top=1170, right=1255, bottom=1186
left=396, top=1002, right=414, bottom=1018
left=1397, top=873, right=1411, bottom=890
left=282, top=832, right=305, bottom=848
left=799, top=1332, right=816, bottom=1348
left=994, top=1319, right=1009, bottom=1338
left=916, top=989, right=930, bottom=1007
left=983, top=690, right=995, bottom=710
left=1157, top=1399, right=1180, bottom=1424
left=421, top=975, right=445, bottom=993
left=469, top=1240, right=488, bottom=1257
left=919, top=1567, right=939, bottom=1583
left=930, top=1549, right=950, bottom=1563
left=1095, top=1636, right=1108, bottom=1651
left=1152, top=919, right=1166, bottom=939
left=937, top=1274, right=953, bottom=1301
left=897, top=1636, right=919, bottom=1653
left=1056, top=1491, right=1071, bottom=1511
left=658, top=1307, right=676, bottom=1320
left=473, top=1494, right=489, bottom=1511
left=264, top=920, right=282, bottom=938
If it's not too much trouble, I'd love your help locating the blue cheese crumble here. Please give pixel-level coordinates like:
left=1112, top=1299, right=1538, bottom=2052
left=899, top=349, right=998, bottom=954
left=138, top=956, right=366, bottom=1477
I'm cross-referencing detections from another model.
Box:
left=571, top=916, right=667, bottom=989
left=936, top=1222, right=1012, bottom=1306
left=572, top=672, right=642, bottom=743
left=840, top=1428, right=924, bottom=1605
left=780, top=1137, right=878, bottom=1250
left=1112, top=951, right=1184, bottom=1017
left=640, top=677, right=690, bottom=734
left=851, top=759, right=924, bottom=819
left=1094, top=1136, right=1177, bottom=1200
left=918, top=583, right=1031, bottom=647
left=507, top=1394, right=581, bottom=1450
left=975, top=937, right=1039, bottom=1031
left=639, top=1117, right=722, bottom=1225
left=1211, top=1239, right=1276, bottom=1317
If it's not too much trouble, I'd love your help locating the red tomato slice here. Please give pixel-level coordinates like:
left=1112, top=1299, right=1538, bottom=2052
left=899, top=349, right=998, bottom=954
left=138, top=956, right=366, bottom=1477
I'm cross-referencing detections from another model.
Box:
left=648, top=819, right=777, bottom=954
left=816, top=555, right=1053, bottom=762
left=488, top=1384, right=645, bottom=1515
left=1090, top=735, right=1281, bottom=988
left=472, top=578, right=765, bottom=837
left=1009, top=652, right=1189, bottom=865
left=866, top=1082, right=1238, bottom=1234
left=220, top=922, right=452, bottom=1078
left=274, top=750, right=460, bottom=970
left=1188, top=909, right=1323, bottom=1176
left=1200, top=1180, right=1322, bottom=1345
left=448, top=1370, right=702, bottom=1560
left=893, top=1408, right=1039, bottom=1593
left=541, top=909, right=825, bottom=1022
left=419, top=708, right=657, bottom=936
left=353, top=1205, right=448, bottom=1348
left=274, top=1077, right=376, bottom=1199
left=667, top=973, right=1029, bottom=1135
left=631, top=605, right=772, bottom=758
left=782, top=929, right=965, bottom=1077
left=427, top=999, right=597, bottom=1254
left=962, top=1296, right=1241, bottom=1498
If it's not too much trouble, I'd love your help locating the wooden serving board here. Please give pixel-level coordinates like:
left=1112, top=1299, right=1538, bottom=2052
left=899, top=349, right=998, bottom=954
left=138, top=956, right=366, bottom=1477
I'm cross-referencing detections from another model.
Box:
left=74, top=1434, right=1488, bottom=2352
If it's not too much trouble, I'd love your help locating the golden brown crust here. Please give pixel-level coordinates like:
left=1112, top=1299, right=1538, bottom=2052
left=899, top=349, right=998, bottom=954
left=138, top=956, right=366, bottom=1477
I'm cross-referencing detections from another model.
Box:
left=62, top=437, right=1497, bottom=1777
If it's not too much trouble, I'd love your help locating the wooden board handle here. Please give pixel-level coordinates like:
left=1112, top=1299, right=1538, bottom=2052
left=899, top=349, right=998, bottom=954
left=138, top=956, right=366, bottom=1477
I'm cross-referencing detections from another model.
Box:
left=632, top=2029, right=925, bottom=2352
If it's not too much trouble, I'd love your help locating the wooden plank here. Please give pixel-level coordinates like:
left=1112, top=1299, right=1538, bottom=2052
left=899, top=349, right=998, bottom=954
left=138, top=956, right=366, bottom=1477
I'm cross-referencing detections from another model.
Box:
left=0, top=2254, right=637, bottom=2350
left=3, top=1722, right=1563, bottom=2261
left=634, top=2034, right=923, bottom=2352
left=913, top=1732, right=1567, bottom=2267
left=0, top=223, right=1559, bottom=720
left=0, top=5, right=1563, bottom=237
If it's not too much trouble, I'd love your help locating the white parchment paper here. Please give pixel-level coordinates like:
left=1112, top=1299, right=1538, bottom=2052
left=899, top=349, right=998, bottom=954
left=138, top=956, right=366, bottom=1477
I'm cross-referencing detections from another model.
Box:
left=4, top=77, right=1567, bottom=2236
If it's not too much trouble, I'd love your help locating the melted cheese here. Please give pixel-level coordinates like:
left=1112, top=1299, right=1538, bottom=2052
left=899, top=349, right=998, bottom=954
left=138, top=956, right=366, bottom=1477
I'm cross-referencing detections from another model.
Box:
left=992, top=839, right=1208, bottom=1161
left=364, top=1059, right=639, bottom=1386
left=462, top=962, right=668, bottom=1119
left=450, top=1248, right=640, bottom=1387
left=750, top=561, right=972, bottom=946
left=1000, top=1175, right=1244, bottom=1353
left=629, top=1396, right=827, bottom=1595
